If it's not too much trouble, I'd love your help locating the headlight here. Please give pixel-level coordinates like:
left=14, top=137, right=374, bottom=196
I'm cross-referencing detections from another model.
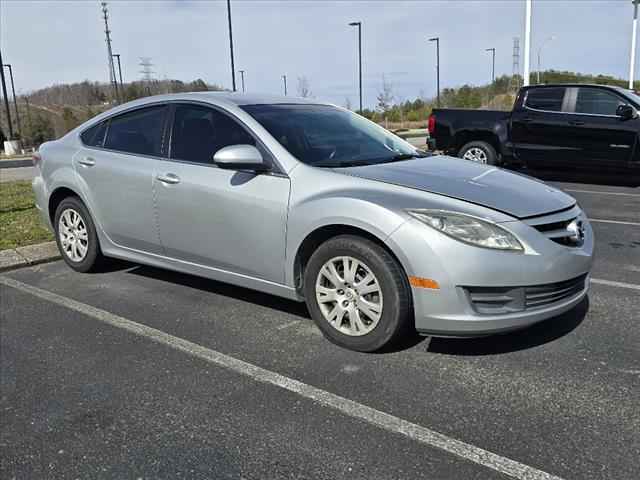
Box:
left=407, top=210, right=523, bottom=251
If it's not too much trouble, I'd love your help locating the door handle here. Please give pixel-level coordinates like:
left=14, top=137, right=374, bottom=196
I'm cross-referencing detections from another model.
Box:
left=521, top=117, right=535, bottom=123
left=78, top=157, right=96, bottom=167
left=568, top=120, right=585, bottom=126
left=156, top=173, right=181, bottom=185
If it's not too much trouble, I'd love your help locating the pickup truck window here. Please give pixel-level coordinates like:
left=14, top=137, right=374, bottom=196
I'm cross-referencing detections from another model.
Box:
left=574, top=88, right=624, bottom=116
left=524, top=87, right=565, bottom=112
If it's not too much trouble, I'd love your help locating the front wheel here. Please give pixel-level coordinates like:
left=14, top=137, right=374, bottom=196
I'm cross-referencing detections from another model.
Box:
left=303, top=235, right=412, bottom=352
left=458, top=141, right=498, bottom=165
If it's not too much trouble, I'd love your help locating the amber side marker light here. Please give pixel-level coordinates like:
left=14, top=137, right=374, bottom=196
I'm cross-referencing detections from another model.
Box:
left=408, top=276, right=440, bottom=290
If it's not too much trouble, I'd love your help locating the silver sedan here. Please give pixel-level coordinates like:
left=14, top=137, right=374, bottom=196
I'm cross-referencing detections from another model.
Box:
left=32, top=93, right=593, bottom=351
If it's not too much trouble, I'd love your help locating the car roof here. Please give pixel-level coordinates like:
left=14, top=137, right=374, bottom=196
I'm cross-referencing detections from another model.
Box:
left=122, top=91, right=327, bottom=107
left=523, top=83, right=628, bottom=90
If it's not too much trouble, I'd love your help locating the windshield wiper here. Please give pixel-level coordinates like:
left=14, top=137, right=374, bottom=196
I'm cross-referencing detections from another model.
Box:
left=312, top=160, right=375, bottom=168
left=387, top=152, right=430, bottom=162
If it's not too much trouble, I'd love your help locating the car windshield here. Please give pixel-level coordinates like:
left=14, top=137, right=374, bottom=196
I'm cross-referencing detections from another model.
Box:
left=240, top=104, right=426, bottom=167
left=614, top=86, right=640, bottom=106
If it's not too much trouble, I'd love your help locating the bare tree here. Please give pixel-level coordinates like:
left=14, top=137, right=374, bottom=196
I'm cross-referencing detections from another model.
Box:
left=344, top=97, right=353, bottom=111
left=297, top=76, right=312, bottom=98
left=376, top=75, right=394, bottom=127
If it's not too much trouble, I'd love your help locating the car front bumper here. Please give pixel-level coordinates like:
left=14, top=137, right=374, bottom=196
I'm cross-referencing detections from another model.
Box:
left=386, top=214, right=594, bottom=337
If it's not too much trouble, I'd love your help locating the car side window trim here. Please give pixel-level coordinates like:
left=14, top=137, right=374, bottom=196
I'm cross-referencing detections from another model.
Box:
left=163, top=100, right=285, bottom=175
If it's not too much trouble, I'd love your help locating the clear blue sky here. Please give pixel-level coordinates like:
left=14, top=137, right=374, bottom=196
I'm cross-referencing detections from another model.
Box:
left=0, top=0, right=636, bottom=108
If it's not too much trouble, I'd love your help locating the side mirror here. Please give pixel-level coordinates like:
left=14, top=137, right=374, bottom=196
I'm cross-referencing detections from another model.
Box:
left=213, top=144, right=269, bottom=172
left=616, top=104, right=637, bottom=121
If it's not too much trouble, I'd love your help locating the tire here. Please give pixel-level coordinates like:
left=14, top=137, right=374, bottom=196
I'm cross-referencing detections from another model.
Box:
left=54, top=196, right=105, bottom=273
left=303, top=235, right=412, bottom=352
left=458, top=141, right=498, bottom=166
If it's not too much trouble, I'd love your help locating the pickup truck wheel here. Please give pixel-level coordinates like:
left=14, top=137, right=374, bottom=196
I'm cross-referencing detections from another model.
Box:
left=459, top=141, right=498, bottom=166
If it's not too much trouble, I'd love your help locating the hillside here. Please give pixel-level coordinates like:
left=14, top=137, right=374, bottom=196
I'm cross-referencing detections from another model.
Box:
left=1, top=70, right=637, bottom=147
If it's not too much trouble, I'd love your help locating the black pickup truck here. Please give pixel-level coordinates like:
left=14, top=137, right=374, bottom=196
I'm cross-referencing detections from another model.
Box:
left=427, top=84, right=640, bottom=180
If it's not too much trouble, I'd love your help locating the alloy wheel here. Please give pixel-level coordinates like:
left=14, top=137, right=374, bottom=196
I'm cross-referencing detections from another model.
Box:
left=315, top=256, right=383, bottom=336
left=462, top=147, right=488, bottom=164
left=58, top=208, right=89, bottom=262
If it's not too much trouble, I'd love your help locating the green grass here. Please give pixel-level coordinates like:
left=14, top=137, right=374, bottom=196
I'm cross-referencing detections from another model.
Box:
left=0, top=181, right=53, bottom=250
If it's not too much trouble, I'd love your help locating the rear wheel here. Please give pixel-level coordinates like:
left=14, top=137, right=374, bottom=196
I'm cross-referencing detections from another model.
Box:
left=303, top=235, right=412, bottom=352
left=54, top=197, right=105, bottom=273
left=459, top=141, right=498, bottom=165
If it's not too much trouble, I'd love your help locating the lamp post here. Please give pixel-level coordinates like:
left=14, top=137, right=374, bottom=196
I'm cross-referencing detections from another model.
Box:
left=537, top=35, right=556, bottom=84
left=0, top=49, right=14, bottom=140
left=523, top=0, right=532, bottom=86
left=239, top=70, right=246, bottom=93
left=630, top=0, right=640, bottom=89
left=226, top=0, right=236, bottom=91
left=3, top=63, right=21, bottom=137
left=485, top=47, right=496, bottom=85
left=348, top=21, right=363, bottom=113
left=282, top=75, right=287, bottom=96
left=428, top=37, right=440, bottom=107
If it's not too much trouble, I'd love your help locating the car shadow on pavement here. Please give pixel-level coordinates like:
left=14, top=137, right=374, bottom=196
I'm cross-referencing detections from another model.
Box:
left=128, top=265, right=311, bottom=319
left=426, top=297, right=589, bottom=356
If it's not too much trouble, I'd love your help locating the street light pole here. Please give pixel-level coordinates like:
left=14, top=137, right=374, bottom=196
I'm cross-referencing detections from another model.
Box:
left=282, top=75, right=287, bottom=96
left=428, top=37, right=440, bottom=107
left=349, top=22, right=363, bottom=113
left=3, top=63, right=22, bottom=137
left=112, top=53, right=124, bottom=92
left=485, top=48, right=496, bottom=85
left=0, top=49, right=14, bottom=140
left=226, top=0, right=237, bottom=92
left=239, top=70, right=245, bottom=93
left=630, top=0, right=640, bottom=89
left=523, top=0, right=532, bottom=86
left=537, top=36, right=556, bottom=84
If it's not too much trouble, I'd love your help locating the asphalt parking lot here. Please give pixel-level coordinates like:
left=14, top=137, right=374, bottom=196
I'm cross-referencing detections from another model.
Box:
left=1, top=180, right=638, bottom=480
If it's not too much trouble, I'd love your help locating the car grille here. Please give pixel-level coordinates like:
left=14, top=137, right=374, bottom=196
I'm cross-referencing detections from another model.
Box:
left=464, top=274, right=587, bottom=315
left=531, top=217, right=580, bottom=246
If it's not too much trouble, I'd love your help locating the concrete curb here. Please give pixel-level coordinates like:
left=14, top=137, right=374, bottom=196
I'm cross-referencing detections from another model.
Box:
left=0, top=241, right=61, bottom=272
left=0, top=159, right=32, bottom=169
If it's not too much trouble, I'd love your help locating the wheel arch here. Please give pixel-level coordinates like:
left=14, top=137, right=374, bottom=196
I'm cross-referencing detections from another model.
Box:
left=48, top=186, right=83, bottom=225
left=292, top=223, right=410, bottom=297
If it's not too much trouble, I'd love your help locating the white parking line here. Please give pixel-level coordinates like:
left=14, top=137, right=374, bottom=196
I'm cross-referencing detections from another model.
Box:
left=591, top=278, right=640, bottom=291
left=563, top=189, right=640, bottom=198
left=0, top=275, right=564, bottom=480
left=589, top=218, right=640, bottom=227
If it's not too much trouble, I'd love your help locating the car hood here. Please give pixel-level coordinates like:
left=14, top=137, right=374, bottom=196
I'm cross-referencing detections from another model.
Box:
left=339, top=155, right=575, bottom=220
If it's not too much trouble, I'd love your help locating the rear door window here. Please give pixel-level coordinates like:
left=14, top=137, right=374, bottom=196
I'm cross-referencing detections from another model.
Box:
left=524, top=88, right=566, bottom=112
left=574, top=88, right=625, bottom=116
left=80, top=121, right=108, bottom=147
left=104, top=105, right=167, bottom=156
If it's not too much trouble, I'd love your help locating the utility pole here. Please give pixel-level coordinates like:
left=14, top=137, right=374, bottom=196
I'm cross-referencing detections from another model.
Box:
left=239, top=70, right=246, bottom=93
left=0, top=49, right=14, bottom=140
left=630, top=0, right=640, bottom=89
left=511, top=37, right=521, bottom=91
left=428, top=37, right=440, bottom=107
left=3, top=64, right=22, bottom=137
left=349, top=22, right=363, bottom=113
left=227, top=0, right=237, bottom=92
left=112, top=53, right=124, bottom=92
left=282, top=75, right=287, bottom=96
left=523, top=0, right=532, bottom=86
left=139, top=57, right=154, bottom=95
left=537, top=36, right=556, bottom=84
left=101, top=2, right=119, bottom=102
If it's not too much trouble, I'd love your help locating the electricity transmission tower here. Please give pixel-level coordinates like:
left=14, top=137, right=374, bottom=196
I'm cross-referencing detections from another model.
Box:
left=100, top=2, right=119, bottom=102
left=510, top=37, right=521, bottom=92
left=139, top=57, right=155, bottom=95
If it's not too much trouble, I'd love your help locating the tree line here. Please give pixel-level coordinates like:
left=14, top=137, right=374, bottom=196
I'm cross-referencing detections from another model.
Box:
left=2, top=70, right=638, bottom=148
